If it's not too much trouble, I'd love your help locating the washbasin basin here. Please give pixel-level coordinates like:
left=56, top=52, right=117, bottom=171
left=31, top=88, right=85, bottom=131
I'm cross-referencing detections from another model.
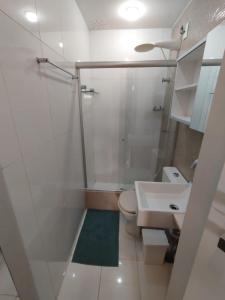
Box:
left=135, top=181, right=191, bottom=228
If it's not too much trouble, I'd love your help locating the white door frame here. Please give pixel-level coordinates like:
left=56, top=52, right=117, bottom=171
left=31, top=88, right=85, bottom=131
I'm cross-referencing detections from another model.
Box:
left=0, top=168, right=39, bottom=300
left=166, top=51, right=225, bottom=300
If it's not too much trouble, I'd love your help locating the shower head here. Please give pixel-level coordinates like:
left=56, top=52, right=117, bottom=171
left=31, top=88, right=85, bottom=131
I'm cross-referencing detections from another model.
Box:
left=134, top=43, right=156, bottom=52
left=134, top=39, right=181, bottom=52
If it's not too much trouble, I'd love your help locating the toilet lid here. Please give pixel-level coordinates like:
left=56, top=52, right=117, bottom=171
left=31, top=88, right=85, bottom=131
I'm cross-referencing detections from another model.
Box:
left=119, top=191, right=137, bottom=214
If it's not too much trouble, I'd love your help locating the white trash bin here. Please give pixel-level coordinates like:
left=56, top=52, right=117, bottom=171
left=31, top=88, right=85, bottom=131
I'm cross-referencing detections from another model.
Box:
left=142, top=229, right=169, bottom=265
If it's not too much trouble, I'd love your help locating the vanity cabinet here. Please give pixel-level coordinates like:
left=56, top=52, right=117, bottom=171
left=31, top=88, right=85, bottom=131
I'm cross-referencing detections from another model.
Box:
left=190, top=66, right=220, bottom=132
left=171, top=21, right=225, bottom=133
left=190, top=23, right=225, bottom=132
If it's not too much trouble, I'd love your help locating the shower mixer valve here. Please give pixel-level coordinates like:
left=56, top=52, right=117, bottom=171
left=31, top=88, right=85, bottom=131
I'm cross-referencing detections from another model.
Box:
left=153, top=105, right=164, bottom=112
left=162, top=78, right=171, bottom=83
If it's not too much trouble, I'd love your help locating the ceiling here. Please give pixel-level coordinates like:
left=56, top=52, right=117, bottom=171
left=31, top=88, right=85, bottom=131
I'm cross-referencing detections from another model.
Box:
left=76, top=0, right=190, bottom=30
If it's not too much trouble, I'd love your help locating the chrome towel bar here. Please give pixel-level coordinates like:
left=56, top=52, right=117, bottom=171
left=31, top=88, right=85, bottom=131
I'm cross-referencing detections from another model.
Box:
left=36, top=57, right=78, bottom=80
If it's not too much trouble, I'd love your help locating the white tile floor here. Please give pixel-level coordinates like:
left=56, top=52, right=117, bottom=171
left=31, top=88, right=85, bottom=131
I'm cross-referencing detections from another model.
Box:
left=58, top=214, right=172, bottom=300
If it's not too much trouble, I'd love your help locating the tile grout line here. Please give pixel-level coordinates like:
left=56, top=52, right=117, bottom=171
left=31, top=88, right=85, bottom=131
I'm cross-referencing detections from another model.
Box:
left=0, top=293, right=17, bottom=297
left=134, top=236, right=142, bottom=300
left=97, top=267, right=102, bottom=300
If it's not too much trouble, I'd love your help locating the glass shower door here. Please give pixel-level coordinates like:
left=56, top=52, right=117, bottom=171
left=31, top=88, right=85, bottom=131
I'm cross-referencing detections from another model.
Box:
left=120, top=67, right=169, bottom=188
left=81, top=66, right=170, bottom=191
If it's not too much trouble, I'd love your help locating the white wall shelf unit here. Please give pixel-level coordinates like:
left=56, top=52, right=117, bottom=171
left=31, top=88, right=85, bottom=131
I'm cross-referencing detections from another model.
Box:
left=171, top=114, right=191, bottom=125
left=171, top=40, right=206, bottom=125
left=175, top=83, right=198, bottom=92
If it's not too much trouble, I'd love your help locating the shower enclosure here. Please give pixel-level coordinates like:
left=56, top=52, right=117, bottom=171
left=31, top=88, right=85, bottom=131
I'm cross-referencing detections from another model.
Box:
left=79, top=63, right=175, bottom=191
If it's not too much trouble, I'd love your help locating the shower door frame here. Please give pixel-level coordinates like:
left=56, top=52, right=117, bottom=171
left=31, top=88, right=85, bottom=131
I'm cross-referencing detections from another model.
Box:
left=75, top=59, right=221, bottom=188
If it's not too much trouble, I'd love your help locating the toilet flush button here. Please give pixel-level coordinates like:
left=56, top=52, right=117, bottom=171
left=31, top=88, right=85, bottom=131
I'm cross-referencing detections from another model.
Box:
left=173, top=172, right=179, bottom=177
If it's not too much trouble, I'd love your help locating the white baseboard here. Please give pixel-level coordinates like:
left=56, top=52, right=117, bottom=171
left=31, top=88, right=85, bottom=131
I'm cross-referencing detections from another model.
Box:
left=68, top=209, right=87, bottom=264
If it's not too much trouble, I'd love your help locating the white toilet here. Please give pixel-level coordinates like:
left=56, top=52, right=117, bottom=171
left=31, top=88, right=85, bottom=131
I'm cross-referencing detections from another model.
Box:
left=118, top=190, right=139, bottom=236
left=118, top=167, right=187, bottom=236
left=162, top=167, right=187, bottom=184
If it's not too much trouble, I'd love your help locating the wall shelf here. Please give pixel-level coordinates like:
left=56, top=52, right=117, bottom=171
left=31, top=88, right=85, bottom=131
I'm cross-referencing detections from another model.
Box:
left=175, top=83, right=198, bottom=92
left=171, top=114, right=191, bottom=125
left=171, top=41, right=206, bottom=125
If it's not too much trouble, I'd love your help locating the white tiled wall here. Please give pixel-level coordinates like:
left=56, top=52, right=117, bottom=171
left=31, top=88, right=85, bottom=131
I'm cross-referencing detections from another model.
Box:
left=90, top=28, right=171, bottom=61
left=0, top=0, right=90, bottom=299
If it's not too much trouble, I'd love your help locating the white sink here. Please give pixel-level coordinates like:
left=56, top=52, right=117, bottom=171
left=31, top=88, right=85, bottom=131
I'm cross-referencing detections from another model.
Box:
left=135, top=181, right=191, bottom=228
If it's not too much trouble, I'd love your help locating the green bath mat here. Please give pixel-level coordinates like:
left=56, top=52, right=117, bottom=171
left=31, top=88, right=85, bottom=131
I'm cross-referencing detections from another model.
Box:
left=73, top=209, right=120, bottom=267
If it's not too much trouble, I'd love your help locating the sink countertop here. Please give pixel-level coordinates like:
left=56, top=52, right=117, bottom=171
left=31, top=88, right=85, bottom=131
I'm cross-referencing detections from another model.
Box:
left=135, top=181, right=191, bottom=228
left=173, top=190, right=225, bottom=231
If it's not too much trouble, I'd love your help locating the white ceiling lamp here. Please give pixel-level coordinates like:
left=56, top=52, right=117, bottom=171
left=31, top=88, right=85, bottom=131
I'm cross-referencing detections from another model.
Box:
left=119, top=1, right=146, bottom=22
left=59, top=42, right=64, bottom=48
left=134, top=39, right=182, bottom=52
left=25, top=11, right=38, bottom=23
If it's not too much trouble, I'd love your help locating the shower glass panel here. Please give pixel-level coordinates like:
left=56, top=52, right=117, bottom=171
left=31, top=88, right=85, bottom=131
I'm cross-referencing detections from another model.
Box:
left=81, top=67, right=172, bottom=191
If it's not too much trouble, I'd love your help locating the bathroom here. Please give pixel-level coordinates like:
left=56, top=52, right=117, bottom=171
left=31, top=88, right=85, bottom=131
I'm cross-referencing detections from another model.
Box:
left=0, top=0, right=225, bottom=300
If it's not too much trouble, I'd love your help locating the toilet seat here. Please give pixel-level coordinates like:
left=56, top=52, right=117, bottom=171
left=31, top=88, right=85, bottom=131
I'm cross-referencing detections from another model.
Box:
left=118, top=191, right=137, bottom=215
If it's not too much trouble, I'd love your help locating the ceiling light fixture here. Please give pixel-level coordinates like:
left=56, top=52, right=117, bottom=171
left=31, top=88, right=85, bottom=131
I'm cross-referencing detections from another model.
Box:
left=25, top=11, right=38, bottom=23
left=119, top=1, right=146, bottom=22
left=59, top=42, right=64, bottom=48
